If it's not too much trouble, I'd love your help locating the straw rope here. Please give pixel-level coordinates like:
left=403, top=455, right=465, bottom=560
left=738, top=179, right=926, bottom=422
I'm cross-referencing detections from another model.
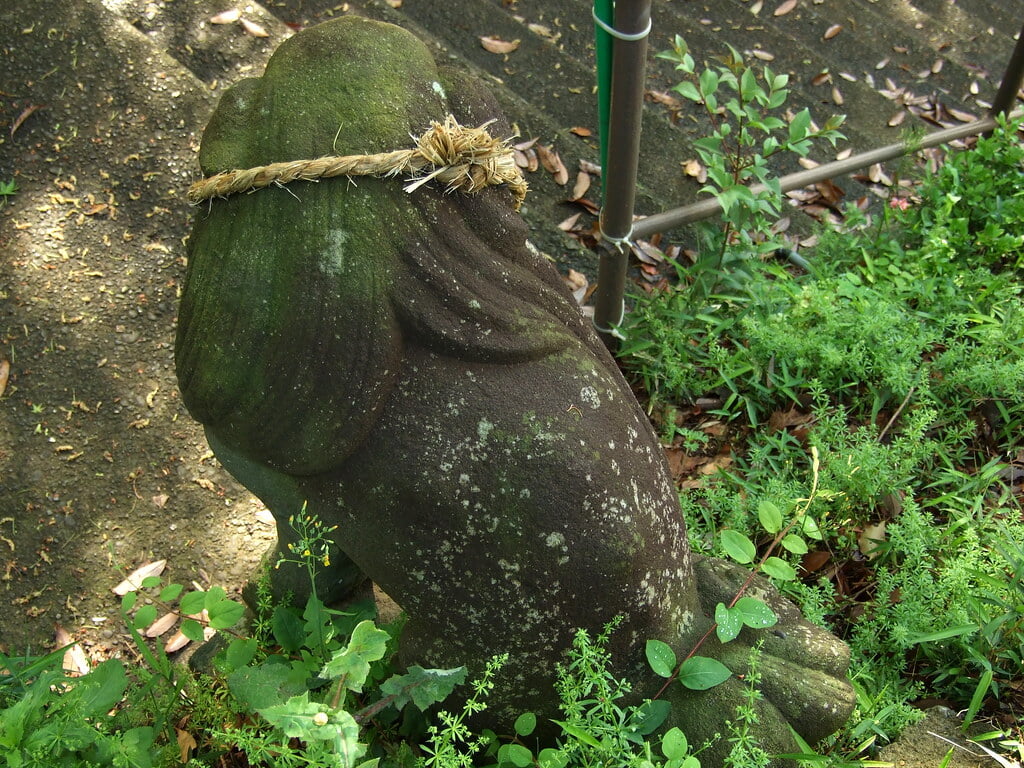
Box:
left=187, top=116, right=527, bottom=209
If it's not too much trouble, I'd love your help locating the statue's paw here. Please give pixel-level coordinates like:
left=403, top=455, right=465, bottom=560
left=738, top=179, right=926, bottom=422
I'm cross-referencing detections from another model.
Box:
left=664, top=556, right=855, bottom=767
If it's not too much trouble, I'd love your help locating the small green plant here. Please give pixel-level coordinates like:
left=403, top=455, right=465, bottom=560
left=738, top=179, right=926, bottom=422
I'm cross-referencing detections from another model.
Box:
left=0, top=179, right=17, bottom=207
left=656, top=36, right=845, bottom=261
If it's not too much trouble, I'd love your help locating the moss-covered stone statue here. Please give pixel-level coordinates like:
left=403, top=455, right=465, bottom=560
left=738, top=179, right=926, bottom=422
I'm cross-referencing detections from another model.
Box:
left=176, top=15, right=854, bottom=764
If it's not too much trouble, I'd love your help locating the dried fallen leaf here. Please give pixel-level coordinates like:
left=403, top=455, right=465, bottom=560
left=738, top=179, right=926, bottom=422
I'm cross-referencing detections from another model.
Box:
left=681, top=158, right=707, bottom=183
left=209, top=8, right=241, bottom=24
left=0, top=359, right=9, bottom=398
left=831, top=86, right=844, bottom=105
left=195, top=477, right=217, bottom=492
left=569, top=171, right=590, bottom=201
left=384, top=0, right=402, bottom=6
left=564, top=269, right=588, bottom=305
left=750, top=0, right=763, bottom=16
left=835, top=147, right=852, bottom=160
left=514, top=137, right=538, bottom=151
left=823, top=24, right=842, bottom=40
left=811, top=71, right=831, bottom=87
left=56, top=625, right=90, bottom=676
left=557, top=212, right=582, bottom=231
left=177, top=728, right=198, bottom=763
left=11, top=104, right=42, bottom=138
left=145, top=612, right=180, bottom=638
left=947, top=107, right=976, bottom=123
left=152, top=493, right=169, bottom=508
left=888, top=110, right=906, bottom=127
left=931, top=58, right=944, bottom=74
left=569, top=126, right=592, bottom=137
left=164, top=629, right=191, bottom=653
left=750, top=48, right=775, bottom=61
left=800, top=550, right=831, bottom=574
left=241, top=18, right=269, bottom=37
left=774, top=0, right=797, bottom=16
left=113, top=560, right=167, bottom=596
left=858, top=522, right=886, bottom=559
left=580, top=159, right=602, bottom=176
left=480, top=36, right=520, bottom=54
left=536, top=144, right=569, bottom=185
left=875, top=57, right=890, bottom=70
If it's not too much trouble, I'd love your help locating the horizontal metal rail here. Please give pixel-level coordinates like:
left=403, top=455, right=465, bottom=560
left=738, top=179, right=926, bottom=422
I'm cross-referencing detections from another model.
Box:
left=631, top=116, right=997, bottom=240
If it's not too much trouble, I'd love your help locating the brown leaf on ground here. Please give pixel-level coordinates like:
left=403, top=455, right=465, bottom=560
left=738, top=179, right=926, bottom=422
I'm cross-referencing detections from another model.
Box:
left=480, top=36, right=520, bottom=54
left=536, top=144, right=569, bottom=185
left=811, top=71, right=831, bottom=86
left=56, top=625, right=90, bottom=676
left=11, top=104, right=43, bottom=138
left=569, top=126, right=592, bottom=137
left=0, top=359, right=9, bottom=398
left=177, top=728, right=198, bottom=763
left=888, top=110, right=906, bottom=127
left=569, top=171, right=590, bottom=201
left=557, top=212, right=581, bottom=231
left=209, top=8, right=241, bottom=24
left=767, top=406, right=814, bottom=433
left=824, top=24, right=842, bottom=40
left=801, top=550, right=831, bottom=574
left=564, top=269, right=588, bottom=305
left=164, top=629, right=191, bottom=653
left=750, top=49, right=775, bottom=61
left=774, top=0, right=797, bottom=16
left=112, top=560, right=167, bottom=596
left=240, top=18, right=269, bottom=37
left=681, top=158, right=707, bottom=182
left=144, top=612, right=180, bottom=638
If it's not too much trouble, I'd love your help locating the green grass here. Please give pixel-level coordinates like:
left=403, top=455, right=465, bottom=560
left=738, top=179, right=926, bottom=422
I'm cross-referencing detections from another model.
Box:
left=619, top=116, right=1024, bottom=761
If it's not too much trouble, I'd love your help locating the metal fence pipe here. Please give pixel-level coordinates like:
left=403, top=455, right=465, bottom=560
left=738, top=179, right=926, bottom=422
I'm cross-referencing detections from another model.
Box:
left=631, top=115, right=997, bottom=240
left=593, top=0, right=652, bottom=345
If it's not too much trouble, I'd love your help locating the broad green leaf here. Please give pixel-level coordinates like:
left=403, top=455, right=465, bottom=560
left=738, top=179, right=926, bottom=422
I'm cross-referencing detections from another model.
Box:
left=677, top=656, right=732, bottom=691
left=720, top=529, right=756, bottom=564
left=121, top=591, right=137, bottom=612
left=379, top=666, right=467, bottom=711
left=228, top=660, right=307, bottom=711
left=225, top=637, right=259, bottom=670
left=673, top=81, right=702, bottom=103
left=735, top=597, right=778, bottom=629
left=714, top=602, right=742, bottom=643
left=133, top=604, right=157, bottom=630
left=789, top=107, right=811, bottom=142
left=553, top=720, right=602, bottom=748
left=159, top=583, right=183, bottom=602
left=662, top=727, right=689, bottom=760
left=630, top=699, right=671, bottom=735
left=204, top=585, right=227, bottom=608
left=781, top=534, right=808, bottom=555
left=79, top=659, right=129, bottom=717
left=207, top=597, right=244, bottom=630
left=907, top=625, right=979, bottom=644
left=320, top=620, right=390, bottom=692
left=272, top=605, right=306, bottom=653
left=181, top=618, right=205, bottom=643
left=645, top=638, right=677, bottom=678
left=179, top=590, right=206, bottom=615
left=761, top=556, right=797, bottom=581
left=757, top=501, right=783, bottom=534
left=498, top=743, right=534, bottom=768
left=699, top=69, right=719, bottom=98
left=141, top=576, right=162, bottom=589
left=514, top=712, right=537, bottom=736
left=538, top=748, right=568, bottom=768
left=800, top=515, right=824, bottom=540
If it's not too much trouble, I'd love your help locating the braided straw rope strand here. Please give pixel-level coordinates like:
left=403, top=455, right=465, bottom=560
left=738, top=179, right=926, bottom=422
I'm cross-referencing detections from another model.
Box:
left=187, top=115, right=528, bottom=209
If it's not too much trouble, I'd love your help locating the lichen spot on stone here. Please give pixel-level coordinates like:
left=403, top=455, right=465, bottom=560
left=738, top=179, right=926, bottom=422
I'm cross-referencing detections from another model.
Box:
left=477, top=418, right=495, bottom=441
left=545, top=532, right=565, bottom=548
left=469, top=299, right=481, bottom=310
left=580, top=385, right=601, bottom=410
left=432, top=81, right=446, bottom=99
left=319, top=230, right=350, bottom=276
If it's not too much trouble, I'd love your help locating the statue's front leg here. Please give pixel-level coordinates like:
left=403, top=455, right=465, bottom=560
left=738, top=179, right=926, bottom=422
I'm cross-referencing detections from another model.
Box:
left=205, top=429, right=367, bottom=606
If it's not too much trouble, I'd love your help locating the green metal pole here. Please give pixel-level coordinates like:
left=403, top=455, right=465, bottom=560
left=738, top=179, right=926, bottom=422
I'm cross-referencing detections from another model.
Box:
left=594, top=0, right=614, bottom=186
